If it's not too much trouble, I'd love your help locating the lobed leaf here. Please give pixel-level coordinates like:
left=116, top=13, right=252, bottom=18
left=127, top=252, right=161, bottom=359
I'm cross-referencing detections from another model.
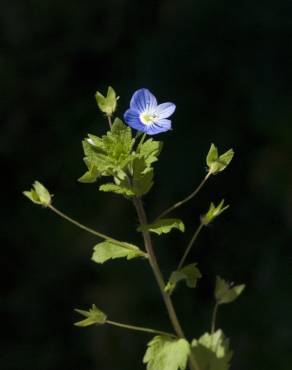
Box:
left=165, top=263, right=201, bottom=294
left=138, top=219, right=185, bottom=235
left=143, top=335, right=190, bottom=370
left=91, top=241, right=145, bottom=264
left=191, top=330, right=233, bottom=370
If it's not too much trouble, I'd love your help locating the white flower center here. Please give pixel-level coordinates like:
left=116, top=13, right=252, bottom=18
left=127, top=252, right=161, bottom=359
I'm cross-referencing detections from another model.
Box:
left=140, top=112, right=158, bottom=125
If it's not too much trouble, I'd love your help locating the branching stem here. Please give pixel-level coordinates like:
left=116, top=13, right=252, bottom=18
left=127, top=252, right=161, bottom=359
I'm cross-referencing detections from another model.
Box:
left=155, top=172, right=211, bottom=220
left=48, top=205, right=147, bottom=256
left=106, top=320, right=175, bottom=337
left=133, top=197, right=200, bottom=370
left=178, top=223, right=204, bottom=270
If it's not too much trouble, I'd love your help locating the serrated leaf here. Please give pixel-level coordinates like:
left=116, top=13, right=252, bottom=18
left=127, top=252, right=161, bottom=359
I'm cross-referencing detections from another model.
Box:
left=139, top=138, right=163, bottom=166
left=206, top=143, right=234, bottom=174
left=138, top=219, right=185, bottom=235
left=165, top=263, right=202, bottom=294
left=23, top=181, right=51, bottom=207
left=191, top=330, right=233, bottom=370
left=91, top=241, right=144, bottom=264
left=215, top=276, right=245, bottom=304
left=143, top=335, right=190, bottom=370
left=95, top=86, right=117, bottom=115
left=99, top=183, right=134, bottom=197
left=131, top=157, right=153, bottom=196
left=74, top=304, right=107, bottom=327
left=78, top=166, right=100, bottom=183
left=80, top=119, right=135, bottom=181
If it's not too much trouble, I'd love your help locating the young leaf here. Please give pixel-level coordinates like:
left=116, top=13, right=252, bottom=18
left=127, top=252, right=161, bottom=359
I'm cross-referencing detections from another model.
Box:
left=215, top=276, right=245, bottom=305
left=74, top=304, right=107, bottom=327
left=138, top=219, right=185, bottom=235
left=99, top=183, right=134, bottom=197
left=23, top=181, right=51, bottom=207
left=91, top=241, right=145, bottom=264
left=131, top=157, right=154, bottom=196
left=201, top=200, right=229, bottom=226
left=95, top=86, right=117, bottom=116
left=138, top=138, right=163, bottom=166
left=206, top=143, right=234, bottom=175
left=78, top=166, right=100, bottom=183
left=191, top=330, right=233, bottom=370
left=143, top=335, right=190, bottom=370
left=165, top=263, right=201, bottom=294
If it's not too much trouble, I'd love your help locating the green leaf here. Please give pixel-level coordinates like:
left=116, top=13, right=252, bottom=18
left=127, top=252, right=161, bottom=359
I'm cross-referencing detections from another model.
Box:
left=91, top=241, right=145, bottom=264
left=99, top=183, right=134, bottom=197
left=80, top=119, right=135, bottom=181
left=138, top=138, right=163, bottom=166
left=95, top=86, right=117, bottom=116
left=201, top=200, right=229, bottom=225
left=78, top=166, right=100, bottom=183
left=165, top=263, right=202, bottom=294
left=143, top=335, right=190, bottom=370
left=206, top=143, right=234, bottom=174
left=138, top=219, right=185, bottom=235
left=74, top=304, right=107, bottom=327
left=215, top=276, right=245, bottom=304
left=23, top=181, right=51, bottom=207
left=191, top=330, right=233, bottom=370
left=206, top=143, right=218, bottom=167
left=131, top=157, right=153, bottom=196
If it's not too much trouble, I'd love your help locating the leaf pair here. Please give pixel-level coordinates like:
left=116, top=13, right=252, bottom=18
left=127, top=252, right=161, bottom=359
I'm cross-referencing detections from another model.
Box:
left=143, top=330, right=232, bottom=370
left=95, top=86, right=117, bottom=116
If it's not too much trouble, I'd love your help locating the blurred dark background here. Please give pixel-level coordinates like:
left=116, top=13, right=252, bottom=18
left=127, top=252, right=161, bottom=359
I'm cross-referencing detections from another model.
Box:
left=2, top=0, right=292, bottom=369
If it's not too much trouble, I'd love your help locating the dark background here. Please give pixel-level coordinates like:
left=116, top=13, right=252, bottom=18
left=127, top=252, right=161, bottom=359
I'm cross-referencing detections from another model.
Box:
left=2, top=0, right=292, bottom=369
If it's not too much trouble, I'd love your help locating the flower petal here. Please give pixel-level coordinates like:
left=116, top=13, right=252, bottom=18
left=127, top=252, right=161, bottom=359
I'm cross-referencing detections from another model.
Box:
left=130, top=88, right=157, bottom=113
left=124, top=109, right=146, bottom=132
left=154, top=102, right=176, bottom=119
left=146, top=119, right=172, bottom=135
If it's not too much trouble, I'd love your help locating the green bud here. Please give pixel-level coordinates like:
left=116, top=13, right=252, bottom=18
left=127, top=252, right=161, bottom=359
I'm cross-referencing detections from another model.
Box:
left=201, top=200, right=229, bottom=225
left=23, top=181, right=51, bottom=207
left=95, top=86, right=117, bottom=116
left=74, top=304, right=107, bottom=327
left=206, top=143, right=234, bottom=174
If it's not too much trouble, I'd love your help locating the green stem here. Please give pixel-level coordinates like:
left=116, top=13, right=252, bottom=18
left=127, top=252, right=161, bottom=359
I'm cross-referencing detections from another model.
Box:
left=155, top=173, right=211, bottom=220
left=133, top=197, right=200, bottom=370
left=211, top=302, right=219, bottom=334
left=106, top=320, right=175, bottom=337
left=178, top=223, right=204, bottom=270
left=137, top=132, right=147, bottom=151
left=107, top=114, right=112, bottom=129
left=48, top=204, right=147, bottom=257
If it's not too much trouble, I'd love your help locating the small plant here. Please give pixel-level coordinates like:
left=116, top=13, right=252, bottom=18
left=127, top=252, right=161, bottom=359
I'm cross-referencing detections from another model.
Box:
left=24, top=87, right=244, bottom=370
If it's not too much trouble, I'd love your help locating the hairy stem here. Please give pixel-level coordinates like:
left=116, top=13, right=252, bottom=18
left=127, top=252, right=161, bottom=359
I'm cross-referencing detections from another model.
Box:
left=155, top=173, right=211, bottom=220
left=106, top=320, right=175, bottom=337
left=178, top=223, right=204, bottom=270
left=133, top=197, right=200, bottom=370
left=211, top=302, right=219, bottom=334
left=48, top=205, right=147, bottom=256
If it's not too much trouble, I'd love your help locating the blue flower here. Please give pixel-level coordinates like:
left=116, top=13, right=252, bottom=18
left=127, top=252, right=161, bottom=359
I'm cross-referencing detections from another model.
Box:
left=124, top=88, right=176, bottom=135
